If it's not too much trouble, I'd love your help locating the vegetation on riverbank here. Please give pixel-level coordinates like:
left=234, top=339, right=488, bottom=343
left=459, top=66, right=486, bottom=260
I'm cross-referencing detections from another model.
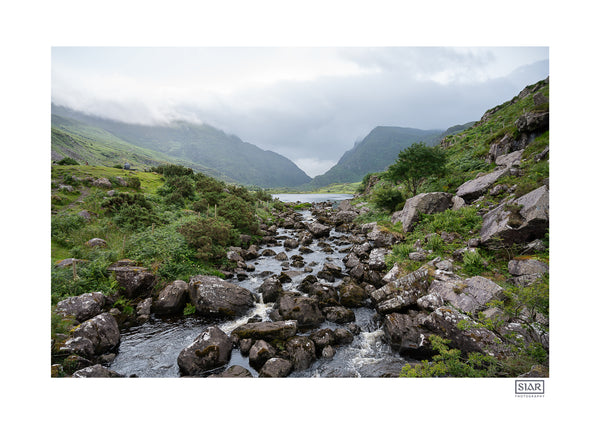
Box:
left=349, top=79, right=550, bottom=377
left=51, top=164, right=278, bottom=307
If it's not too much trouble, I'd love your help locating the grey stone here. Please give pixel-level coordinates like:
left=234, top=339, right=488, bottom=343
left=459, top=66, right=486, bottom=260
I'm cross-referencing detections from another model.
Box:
left=177, top=327, right=233, bottom=376
left=153, top=280, right=189, bottom=315
left=428, top=275, right=504, bottom=314
left=55, top=292, right=106, bottom=322
left=188, top=275, right=255, bottom=317
left=456, top=167, right=511, bottom=202
left=259, top=358, right=293, bottom=378
left=391, top=192, right=454, bottom=232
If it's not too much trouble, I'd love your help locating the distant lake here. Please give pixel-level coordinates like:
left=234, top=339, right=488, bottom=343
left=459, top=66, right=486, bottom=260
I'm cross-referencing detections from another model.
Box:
left=273, top=193, right=354, bottom=203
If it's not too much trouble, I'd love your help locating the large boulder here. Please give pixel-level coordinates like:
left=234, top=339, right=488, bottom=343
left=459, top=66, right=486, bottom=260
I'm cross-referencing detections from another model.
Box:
left=62, top=312, right=120, bottom=358
left=370, top=265, right=431, bottom=308
left=207, top=365, right=253, bottom=378
left=480, top=185, right=549, bottom=246
left=455, top=168, right=511, bottom=203
left=338, top=282, right=367, bottom=308
left=188, top=275, right=255, bottom=317
left=272, top=293, right=324, bottom=329
left=108, top=263, right=155, bottom=298
left=307, top=222, right=331, bottom=238
left=72, top=364, right=123, bottom=378
left=258, top=277, right=283, bottom=303
left=391, top=192, right=454, bottom=232
left=322, top=306, right=355, bottom=324
left=231, top=320, right=298, bottom=342
left=366, top=227, right=398, bottom=247
left=285, top=336, right=316, bottom=371
left=422, top=306, right=510, bottom=358
left=153, top=280, right=189, bottom=315
left=177, top=326, right=233, bottom=376
left=259, top=357, right=293, bottom=378
left=382, top=311, right=435, bottom=359
left=515, top=111, right=549, bottom=134
left=55, top=292, right=106, bottom=322
left=428, top=274, right=504, bottom=314
left=368, top=248, right=388, bottom=271
left=249, top=340, right=278, bottom=371
left=508, top=258, right=549, bottom=286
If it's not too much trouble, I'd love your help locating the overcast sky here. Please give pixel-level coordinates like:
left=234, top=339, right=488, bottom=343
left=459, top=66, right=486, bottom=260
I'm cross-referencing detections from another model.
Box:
left=51, top=46, right=549, bottom=177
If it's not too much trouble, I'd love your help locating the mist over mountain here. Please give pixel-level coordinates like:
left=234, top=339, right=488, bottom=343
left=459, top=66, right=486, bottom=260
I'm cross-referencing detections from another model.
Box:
left=51, top=105, right=312, bottom=188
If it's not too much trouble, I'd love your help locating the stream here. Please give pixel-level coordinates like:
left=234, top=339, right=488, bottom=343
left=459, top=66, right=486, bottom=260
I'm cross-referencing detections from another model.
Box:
left=109, top=194, right=408, bottom=377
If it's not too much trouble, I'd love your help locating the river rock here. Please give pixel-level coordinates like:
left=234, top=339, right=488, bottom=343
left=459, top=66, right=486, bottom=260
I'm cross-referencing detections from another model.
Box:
left=366, top=227, right=398, bottom=247
left=259, top=358, right=293, bottom=378
left=72, top=364, right=123, bottom=378
left=382, top=311, right=434, bottom=359
left=390, top=192, right=454, bottom=232
left=285, top=336, right=316, bottom=371
left=249, top=340, right=278, bottom=371
left=273, top=293, right=324, bottom=328
left=338, top=282, right=367, bottom=307
left=188, top=275, right=255, bottom=317
left=108, top=264, right=155, bottom=298
left=480, top=185, right=549, bottom=246
left=153, top=280, right=189, bottom=315
left=55, top=292, right=107, bottom=322
left=208, top=365, right=253, bottom=378
left=261, top=248, right=276, bottom=257
left=333, top=328, right=354, bottom=345
left=283, top=238, right=299, bottom=250
left=136, top=297, right=152, bottom=322
left=307, top=222, right=331, bottom=238
left=428, top=275, right=504, bottom=314
left=368, top=248, right=388, bottom=271
left=333, top=210, right=358, bottom=225
left=232, top=320, right=298, bottom=342
left=309, top=328, right=336, bottom=355
left=258, top=276, right=283, bottom=303
left=177, top=326, right=233, bottom=376
left=317, top=262, right=343, bottom=282
left=63, top=312, right=120, bottom=358
left=322, top=306, right=355, bottom=323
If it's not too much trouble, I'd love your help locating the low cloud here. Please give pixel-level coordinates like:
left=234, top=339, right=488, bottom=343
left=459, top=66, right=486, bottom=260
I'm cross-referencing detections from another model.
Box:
left=51, top=47, right=549, bottom=176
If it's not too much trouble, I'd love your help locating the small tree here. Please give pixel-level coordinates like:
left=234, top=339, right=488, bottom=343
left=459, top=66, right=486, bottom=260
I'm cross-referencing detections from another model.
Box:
left=385, top=142, right=447, bottom=196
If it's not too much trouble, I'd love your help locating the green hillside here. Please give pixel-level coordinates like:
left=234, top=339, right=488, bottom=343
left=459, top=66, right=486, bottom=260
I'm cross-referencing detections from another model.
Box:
left=308, top=126, right=443, bottom=189
left=51, top=105, right=312, bottom=188
left=51, top=115, right=235, bottom=183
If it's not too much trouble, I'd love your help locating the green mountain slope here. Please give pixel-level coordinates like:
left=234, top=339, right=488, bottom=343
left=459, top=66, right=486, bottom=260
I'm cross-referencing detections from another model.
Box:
left=51, top=115, right=235, bottom=182
left=51, top=105, right=311, bottom=188
left=308, top=126, right=443, bottom=188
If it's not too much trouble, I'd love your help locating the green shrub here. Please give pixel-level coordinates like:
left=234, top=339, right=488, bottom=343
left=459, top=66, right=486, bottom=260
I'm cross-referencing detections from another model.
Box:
left=399, top=335, right=498, bottom=377
left=51, top=213, right=87, bottom=247
left=462, top=249, right=487, bottom=275
left=371, top=183, right=405, bottom=212
left=178, top=216, right=235, bottom=261
left=57, top=157, right=79, bottom=165
left=217, top=195, right=259, bottom=235
left=102, top=192, right=158, bottom=230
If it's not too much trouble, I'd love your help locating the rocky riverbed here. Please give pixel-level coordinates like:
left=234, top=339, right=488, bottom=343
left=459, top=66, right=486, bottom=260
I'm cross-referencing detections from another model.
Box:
left=52, top=191, right=549, bottom=378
